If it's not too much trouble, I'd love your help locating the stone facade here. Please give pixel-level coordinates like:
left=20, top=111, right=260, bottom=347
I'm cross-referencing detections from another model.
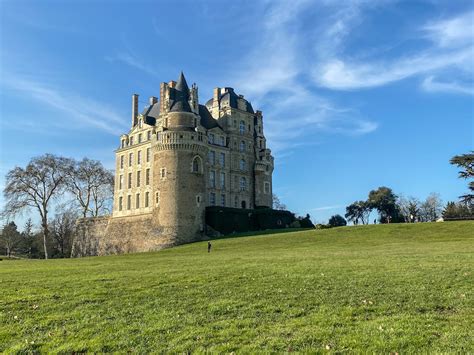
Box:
left=73, top=72, right=274, bottom=256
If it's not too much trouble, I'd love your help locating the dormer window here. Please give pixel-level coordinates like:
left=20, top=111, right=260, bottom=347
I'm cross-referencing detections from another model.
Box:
left=209, top=133, right=215, bottom=144
left=130, top=136, right=134, bottom=146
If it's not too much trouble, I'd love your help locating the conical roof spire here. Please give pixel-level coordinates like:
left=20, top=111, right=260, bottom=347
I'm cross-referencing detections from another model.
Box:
left=170, top=71, right=192, bottom=112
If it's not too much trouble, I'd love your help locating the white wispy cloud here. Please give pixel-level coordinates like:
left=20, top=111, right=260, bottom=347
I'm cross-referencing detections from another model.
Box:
left=3, top=75, right=128, bottom=135
left=421, top=75, right=474, bottom=95
left=310, top=205, right=343, bottom=211
left=229, top=0, right=378, bottom=156
left=105, top=50, right=159, bottom=77
left=313, top=10, right=474, bottom=91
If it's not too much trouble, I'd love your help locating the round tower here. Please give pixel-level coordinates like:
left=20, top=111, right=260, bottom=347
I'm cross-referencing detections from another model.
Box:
left=152, top=72, right=208, bottom=247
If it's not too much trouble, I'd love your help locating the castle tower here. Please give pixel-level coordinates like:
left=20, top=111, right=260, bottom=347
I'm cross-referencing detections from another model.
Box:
left=152, top=72, right=208, bottom=247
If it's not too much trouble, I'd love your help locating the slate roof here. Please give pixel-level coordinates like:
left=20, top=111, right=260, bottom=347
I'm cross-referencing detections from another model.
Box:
left=199, top=104, right=221, bottom=130
left=140, top=103, right=160, bottom=126
left=205, top=88, right=254, bottom=113
left=169, top=72, right=192, bottom=113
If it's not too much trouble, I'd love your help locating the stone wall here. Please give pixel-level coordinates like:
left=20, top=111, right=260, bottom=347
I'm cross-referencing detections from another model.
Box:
left=73, top=214, right=164, bottom=257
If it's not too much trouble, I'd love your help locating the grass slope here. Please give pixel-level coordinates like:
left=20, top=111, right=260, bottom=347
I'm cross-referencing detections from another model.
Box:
left=1, top=222, right=473, bottom=352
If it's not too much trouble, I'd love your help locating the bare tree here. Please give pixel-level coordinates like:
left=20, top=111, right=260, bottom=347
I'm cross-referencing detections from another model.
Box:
left=272, top=194, right=287, bottom=210
left=66, top=158, right=114, bottom=218
left=419, top=193, right=443, bottom=222
left=3, top=154, right=72, bottom=259
left=398, top=195, right=420, bottom=223
left=51, top=207, right=78, bottom=257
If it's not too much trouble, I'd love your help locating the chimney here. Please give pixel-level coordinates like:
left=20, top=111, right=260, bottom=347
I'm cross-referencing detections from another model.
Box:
left=149, top=96, right=158, bottom=106
left=132, top=94, right=139, bottom=127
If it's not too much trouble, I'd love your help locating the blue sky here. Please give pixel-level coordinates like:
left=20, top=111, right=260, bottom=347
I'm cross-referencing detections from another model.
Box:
left=0, top=0, right=473, bottom=225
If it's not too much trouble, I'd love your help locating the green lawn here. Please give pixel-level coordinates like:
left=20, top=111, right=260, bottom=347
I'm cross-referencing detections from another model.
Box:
left=1, top=222, right=473, bottom=352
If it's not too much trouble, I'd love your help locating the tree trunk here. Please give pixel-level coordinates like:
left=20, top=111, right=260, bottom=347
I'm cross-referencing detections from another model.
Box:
left=42, top=220, right=49, bottom=260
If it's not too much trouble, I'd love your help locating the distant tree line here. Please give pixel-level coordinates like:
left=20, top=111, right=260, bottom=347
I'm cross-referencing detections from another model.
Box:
left=1, top=154, right=113, bottom=259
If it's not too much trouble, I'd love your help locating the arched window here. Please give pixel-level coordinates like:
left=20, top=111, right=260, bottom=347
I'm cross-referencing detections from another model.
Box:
left=192, top=156, right=202, bottom=173
left=240, top=141, right=245, bottom=152
left=241, top=200, right=247, bottom=209
left=240, top=159, right=246, bottom=171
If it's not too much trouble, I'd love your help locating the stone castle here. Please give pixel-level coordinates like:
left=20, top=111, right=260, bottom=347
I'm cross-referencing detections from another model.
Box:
left=73, top=72, right=274, bottom=255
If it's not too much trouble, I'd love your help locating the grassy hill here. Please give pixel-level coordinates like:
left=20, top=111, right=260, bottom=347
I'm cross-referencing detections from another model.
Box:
left=1, top=222, right=473, bottom=352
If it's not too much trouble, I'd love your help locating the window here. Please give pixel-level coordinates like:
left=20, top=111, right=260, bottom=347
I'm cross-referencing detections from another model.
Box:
left=209, top=133, right=215, bottom=144
left=120, top=155, right=124, bottom=169
left=220, top=194, right=226, bottom=207
left=119, top=175, right=123, bottom=189
left=147, top=148, right=151, bottom=162
left=210, top=192, right=216, bottom=206
left=239, top=120, right=245, bottom=134
left=160, top=168, right=166, bottom=179
left=259, top=126, right=262, bottom=133
left=136, top=193, right=140, bottom=208
left=240, top=177, right=247, bottom=191
left=198, top=132, right=203, bottom=141
left=121, top=139, right=125, bottom=148
left=240, top=159, right=246, bottom=171
left=128, top=173, right=132, bottom=189
left=147, top=131, right=151, bottom=140
left=219, top=152, right=225, bottom=166
left=155, top=191, right=160, bottom=205
left=240, top=141, right=245, bottom=152
left=146, top=169, right=150, bottom=185
left=138, top=133, right=142, bottom=143
left=129, top=152, right=133, bottom=166
left=220, top=172, right=225, bottom=188
left=127, top=195, right=131, bottom=210
left=130, top=136, right=134, bottom=145
left=196, top=194, right=201, bottom=204
left=137, top=171, right=141, bottom=187
left=145, top=192, right=149, bottom=207
left=209, top=170, right=216, bottom=188
left=233, top=119, right=237, bottom=127
left=119, top=196, right=123, bottom=211
left=139, top=119, right=143, bottom=128
left=264, top=182, right=270, bottom=194
left=220, top=136, right=225, bottom=146
left=208, top=151, right=215, bottom=165
left=137, top=151, right=142, bottom=164
left=192, top=156, right=201, bottom=173
left=234, top=195, right=238, bottom=208
left=241, top=200, right=247, bottom=209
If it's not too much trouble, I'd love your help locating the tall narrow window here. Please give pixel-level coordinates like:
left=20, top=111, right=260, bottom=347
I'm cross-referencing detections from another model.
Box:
left=147, top=147, right=151, bottom=162
left=147, top=131, right=151, bottom=140
left=138, top=133, right=142, bottom=143
left=208, top=151, right=215, bottom=165
left=146, top=168, right=150, bottom=185
left=219, top=152, right=225, bottom=166
left=240, top=177, right=247, bottom=191
left=210, top=192, right=216, bottom=206
left=119, top=196, right=123, bottom=211
left=264, top=182, right=270, bottom=194
left=209, top=170, right=216, bottom=188
left=220, top=172, right=225, bottom=188
left=137, top=171, right=141, bottom=187
left=240, top=159, right=246, bottom=171
left=121, top=139, right=125, bottom=148
left=127, top=195, right=131, bottom=210
left=240, top=141, right=245, bottom=152
left=120, top=155, right=124, bottom=169
left=155, top=191, right=160, bottom=206
left=129, top=152, right=133, bottom=166
left=221, top=194, right=226, bottom=207
left=234, top=195, right=238, bottom=208
left=192, top=156, right=201, bottom=173
left=220, top=136, right=225, bottom=146
left=119, top=175, right=123, bottom=189
left=128, top=173, right=132, bottom=189
left=136, top=193, right=140, bottom=208
left=160, top=168, right=166, bottom=179
left=145, top=192, right=149, bottom=207
left=129, top=136, right=134, bottom=145
left=239, top=120, right=245, bottom=134
left=137, top=150, right=142, bottom=164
